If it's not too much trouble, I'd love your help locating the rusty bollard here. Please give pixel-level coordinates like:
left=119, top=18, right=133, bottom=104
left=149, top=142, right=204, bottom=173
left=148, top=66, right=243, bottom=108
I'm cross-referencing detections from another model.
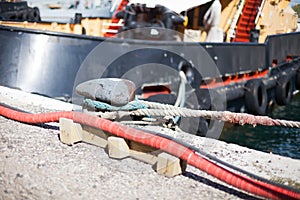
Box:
left=76, top=78, right=136, bottom=106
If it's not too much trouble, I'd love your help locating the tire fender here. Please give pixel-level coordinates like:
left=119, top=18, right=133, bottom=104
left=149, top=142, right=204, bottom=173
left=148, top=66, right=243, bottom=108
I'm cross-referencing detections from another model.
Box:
left=245, top=79, right=268, bottom=115
left=275, top=74, right=293, bottom=105
left=296, top=70, right=300, bottom=90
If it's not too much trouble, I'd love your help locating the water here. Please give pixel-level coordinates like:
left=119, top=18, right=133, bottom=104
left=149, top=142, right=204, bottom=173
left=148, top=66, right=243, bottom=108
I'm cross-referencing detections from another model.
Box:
left=220, top=93, right=300, bottom=160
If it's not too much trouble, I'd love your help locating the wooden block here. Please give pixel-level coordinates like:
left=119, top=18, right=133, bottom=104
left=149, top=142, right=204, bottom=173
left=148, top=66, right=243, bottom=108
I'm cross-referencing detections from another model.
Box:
left=128, top=140, right=158, bottom=154
left=156, top=152, right=183, bottom=177
left=129, top=149, right=158, bottom=165
left=82, top=130, right=108, bottom=148
left=58, top=120, right=186, bottom=176
left=127, top=140, right=161, bottom=165
left=82, top=125, right=108, bottom=148
left=59, top=118, right=83, bottom=145
left=107, top=137, right=130, bottom=159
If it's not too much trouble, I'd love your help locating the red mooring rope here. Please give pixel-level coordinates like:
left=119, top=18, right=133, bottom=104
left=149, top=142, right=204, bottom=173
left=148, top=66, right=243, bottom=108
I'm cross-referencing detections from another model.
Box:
left=0, top=104, right=299, bottom=200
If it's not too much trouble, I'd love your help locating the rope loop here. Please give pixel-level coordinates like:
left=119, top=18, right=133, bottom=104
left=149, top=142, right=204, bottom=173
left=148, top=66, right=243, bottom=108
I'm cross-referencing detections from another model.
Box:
left=84, top=99, right=147, bottom=111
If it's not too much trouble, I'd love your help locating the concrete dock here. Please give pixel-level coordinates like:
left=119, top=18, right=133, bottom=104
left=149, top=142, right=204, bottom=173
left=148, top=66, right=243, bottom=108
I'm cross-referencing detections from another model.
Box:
left=0, top=86, right=299, bottom=199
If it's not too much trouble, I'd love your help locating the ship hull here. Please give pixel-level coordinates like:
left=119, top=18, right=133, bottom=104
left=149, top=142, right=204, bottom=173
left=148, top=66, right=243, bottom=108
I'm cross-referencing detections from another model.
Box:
left=0, top=25, right=299, bottom=114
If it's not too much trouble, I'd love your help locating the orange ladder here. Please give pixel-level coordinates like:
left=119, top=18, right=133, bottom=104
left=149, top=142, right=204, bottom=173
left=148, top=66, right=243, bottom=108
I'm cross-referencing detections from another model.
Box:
left=103, top=0, right=129, bottom=37
left=232, top=0, right=262, bottom=42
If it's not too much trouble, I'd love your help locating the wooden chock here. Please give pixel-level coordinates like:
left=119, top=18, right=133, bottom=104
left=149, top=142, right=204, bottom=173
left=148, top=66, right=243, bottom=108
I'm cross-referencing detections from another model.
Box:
left=82, top=125, right=108, bottom=148
left=107, top=136, right=130, bottom=159
left=156, top=152, right=184, bottom=177
left=59, top=118, right=83, bottom=145
left=128, top=141, right=159, bottom=165
left=129, top=150, right=158, bottom=166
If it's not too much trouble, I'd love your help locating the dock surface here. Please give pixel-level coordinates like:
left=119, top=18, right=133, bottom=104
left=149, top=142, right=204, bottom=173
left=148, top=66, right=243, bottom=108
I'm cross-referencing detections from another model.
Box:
left=0, top=86, right=299, bottom=199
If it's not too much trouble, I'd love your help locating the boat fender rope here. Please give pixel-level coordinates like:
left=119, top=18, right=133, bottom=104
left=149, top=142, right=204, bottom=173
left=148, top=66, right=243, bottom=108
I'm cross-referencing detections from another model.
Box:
left=174, top=71, right=187, bottom=123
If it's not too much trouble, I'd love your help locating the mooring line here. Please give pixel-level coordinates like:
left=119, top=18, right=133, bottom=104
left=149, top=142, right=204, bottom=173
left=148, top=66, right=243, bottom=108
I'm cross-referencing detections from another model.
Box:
left=85, top=99, right=300, bottom=128
left=131, top=108, right=300, bottom=128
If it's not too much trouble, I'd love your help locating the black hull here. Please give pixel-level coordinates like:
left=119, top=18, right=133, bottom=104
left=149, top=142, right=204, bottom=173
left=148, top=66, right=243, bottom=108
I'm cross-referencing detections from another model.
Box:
left=0, top=25, right=299, bottom=110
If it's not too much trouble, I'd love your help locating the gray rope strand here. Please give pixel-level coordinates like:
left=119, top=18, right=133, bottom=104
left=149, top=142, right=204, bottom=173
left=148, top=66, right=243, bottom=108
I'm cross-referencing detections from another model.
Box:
left=139, top=100, right=179, bottom=110
left=130, top=108, right=300, bottom=128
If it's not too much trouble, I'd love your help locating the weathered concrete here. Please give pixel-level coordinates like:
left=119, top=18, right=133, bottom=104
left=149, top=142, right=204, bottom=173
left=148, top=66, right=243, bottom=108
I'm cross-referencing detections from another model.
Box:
left=0, top=86, right=299, bottom=199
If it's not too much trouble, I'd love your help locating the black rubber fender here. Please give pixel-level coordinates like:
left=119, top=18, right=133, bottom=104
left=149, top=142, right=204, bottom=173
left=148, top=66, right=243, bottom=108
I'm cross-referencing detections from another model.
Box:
left=296, top=70, right=300, bottom=90
left=275, top=74, right=293, bottom=105
left=245, top=79, right=268, bottom=115
left=32, top=7, right=41, bottom=21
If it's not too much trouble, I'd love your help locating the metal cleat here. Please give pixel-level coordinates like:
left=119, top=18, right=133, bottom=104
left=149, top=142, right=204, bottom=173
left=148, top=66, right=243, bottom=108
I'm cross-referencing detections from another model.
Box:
left=76, top=78, right=136, bottom=106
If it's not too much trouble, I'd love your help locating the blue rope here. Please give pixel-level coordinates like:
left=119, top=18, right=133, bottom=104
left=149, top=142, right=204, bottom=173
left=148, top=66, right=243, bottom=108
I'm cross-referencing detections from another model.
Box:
left=84, top=99, right=148, bottom=111
left=174, top=75, right=186, bottom=124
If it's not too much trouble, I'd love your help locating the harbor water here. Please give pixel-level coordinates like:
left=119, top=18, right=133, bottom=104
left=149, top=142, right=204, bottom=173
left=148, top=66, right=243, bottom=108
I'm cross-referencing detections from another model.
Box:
left=221, top=93, right=300, bottom=160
